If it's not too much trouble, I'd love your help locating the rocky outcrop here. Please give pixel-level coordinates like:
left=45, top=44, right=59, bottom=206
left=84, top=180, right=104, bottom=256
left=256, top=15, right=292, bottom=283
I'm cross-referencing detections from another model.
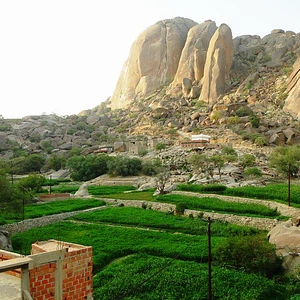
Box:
left=283, top=58, right=300, bottom=117
left=268, top=218, right=300, bottom=274
left=199, top=24, right=234, bottom=104
left=168, top=20, right=217, bottom=97
left=110, top=17, right=197, bottom=110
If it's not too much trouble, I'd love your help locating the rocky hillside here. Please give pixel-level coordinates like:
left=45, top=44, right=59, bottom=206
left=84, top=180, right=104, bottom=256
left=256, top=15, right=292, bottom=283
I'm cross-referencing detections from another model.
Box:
left=1, top=17, right=300, bottom=180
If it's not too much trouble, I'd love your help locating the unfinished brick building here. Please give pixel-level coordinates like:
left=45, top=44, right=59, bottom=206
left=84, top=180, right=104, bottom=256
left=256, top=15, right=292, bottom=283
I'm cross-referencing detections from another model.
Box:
left=0, top=239, right=93, bottom=300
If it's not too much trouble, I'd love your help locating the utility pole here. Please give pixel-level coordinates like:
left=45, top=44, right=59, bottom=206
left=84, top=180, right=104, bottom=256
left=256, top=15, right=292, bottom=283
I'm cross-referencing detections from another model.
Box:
left=49, top=175, right=52, bottom=194
left=10, top=160, right=14, bottom=185
left=207, top=217, right=212, bottom=300
left=288, top=163, right=291, bottom=206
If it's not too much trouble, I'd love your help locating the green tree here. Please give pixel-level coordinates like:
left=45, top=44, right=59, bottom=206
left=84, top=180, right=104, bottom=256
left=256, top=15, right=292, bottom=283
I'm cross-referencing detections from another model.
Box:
left=17, top=174, right=46, bottom=194
left=269, top=145, right=300, bottom=206
left=243, top=167, right=262, bottom=178
left=155, top=142, right=167, bottom=152
left=47, top=154, right=67, bottom=171
left=155, top=167, right=170, bottom=195
left=23, top=154, right=46, bottom=173
left=107, top=156, right=142, bottom=177
left=67, top=154, right=110, bottom=181
left=210, top=155, right=225, bottom=179
left=240, top=154, right=256, bottom=168
left=188, top=153, right=209, bottom=174
left=142, top=158, right=162, bottom=176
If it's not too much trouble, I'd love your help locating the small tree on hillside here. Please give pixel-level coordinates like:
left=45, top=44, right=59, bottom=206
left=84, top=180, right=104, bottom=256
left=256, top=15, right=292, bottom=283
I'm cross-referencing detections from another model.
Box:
left=155, top=142, right=167, bottom=153
left=210, top=155, right=225, bottom=179
left=155, top=167, right=170, bottom=195
left=269, top=145, right=300, bottom=206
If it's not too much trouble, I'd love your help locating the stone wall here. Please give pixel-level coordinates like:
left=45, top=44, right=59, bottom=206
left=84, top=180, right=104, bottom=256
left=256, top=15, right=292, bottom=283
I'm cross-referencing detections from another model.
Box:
left=0, top=206, right=107, bottom=235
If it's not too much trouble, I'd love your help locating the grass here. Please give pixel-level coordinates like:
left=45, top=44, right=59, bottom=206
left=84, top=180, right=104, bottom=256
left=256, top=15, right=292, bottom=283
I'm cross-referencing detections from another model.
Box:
left=11, top=214, right=298, bottom=299
left=93, top=254, right=289, bottom=300
left=10, top=199, right=300, bottom=299
left=224, top=184, right=300, bottom=206
left=70, top=206, right=259, bottom=237
left=156, top=194, right=281, bottom=218
left=12, top=221, right=225, bottom=273
left=2, top=199, right=106, bottom=222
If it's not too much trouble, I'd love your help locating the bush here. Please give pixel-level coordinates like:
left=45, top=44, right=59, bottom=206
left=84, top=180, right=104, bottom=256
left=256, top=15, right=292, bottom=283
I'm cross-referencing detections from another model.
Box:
left=178, top=184, right=227, bottom=193
left=221, top=147, right=237, bottom=156
left=240, top=154, right=256, bottom=168
left=227, top=116, right=240, bottom=124
left=142, top=158, right=162, bottom=176
left=243, top=167, right=262, bottom=178
left=17, top=174, right=46, bottom=194
left=175, top=203, right=187, bottom=215
left=209, top=110, right=223, bottom=121
left=107, top=156, right=142, bottom=177
left=254, top=136, right=268, bottom=147
left=215, top=235, right=282, bottom=278
left=67, top=154, right=110, bottom=181
left=236, top=107, right=250, bottom=117
left=249, top=114, right=260, bottom=128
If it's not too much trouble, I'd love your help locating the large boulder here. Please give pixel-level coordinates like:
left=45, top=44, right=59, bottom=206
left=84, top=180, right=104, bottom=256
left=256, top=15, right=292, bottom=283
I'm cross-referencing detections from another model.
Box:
left=268, top=219, right=300, bottom=274
left=0, top=230, right=13, bottom=251
left=168, top=20, right=217, bottom=95
left=74, top=183, right=89, bottom=197
left=199, top=24, right=234, bottom=105
left=110, top=17, right=197, bottom=110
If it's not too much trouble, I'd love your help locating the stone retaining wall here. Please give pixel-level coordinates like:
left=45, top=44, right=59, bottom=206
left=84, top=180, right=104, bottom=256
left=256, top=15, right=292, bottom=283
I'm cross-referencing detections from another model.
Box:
left=0, top=206, right=107, bottom=235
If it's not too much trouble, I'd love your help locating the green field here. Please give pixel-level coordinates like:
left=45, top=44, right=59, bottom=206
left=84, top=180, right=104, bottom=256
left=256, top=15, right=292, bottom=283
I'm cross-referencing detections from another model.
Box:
left=11, top=206, right=300, bottom=299
left=7, top=184, right=300, bottom=299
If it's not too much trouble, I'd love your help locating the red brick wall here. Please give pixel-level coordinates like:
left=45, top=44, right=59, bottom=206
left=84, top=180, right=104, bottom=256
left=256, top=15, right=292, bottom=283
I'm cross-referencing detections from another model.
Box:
left=30, top=263, right=56, bottom=300
left=30, top=241, right=93, bottom=300
left=62, top=247, right=93, bottom=300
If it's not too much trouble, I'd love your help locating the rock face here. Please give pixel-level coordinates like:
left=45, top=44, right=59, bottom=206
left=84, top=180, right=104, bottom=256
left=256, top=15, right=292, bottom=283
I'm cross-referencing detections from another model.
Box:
left=283, top=58, right=300, bottom=117
left=199, top=24, right=234, bottom=104
left=168, top=20, right=217, bottom=96
left=110, top=17, right=197, bottom=110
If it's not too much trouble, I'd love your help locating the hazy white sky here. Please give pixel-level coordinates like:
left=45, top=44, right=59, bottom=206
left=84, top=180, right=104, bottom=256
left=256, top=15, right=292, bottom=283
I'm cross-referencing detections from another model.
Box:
left=1, top=0, right=300, bottom=118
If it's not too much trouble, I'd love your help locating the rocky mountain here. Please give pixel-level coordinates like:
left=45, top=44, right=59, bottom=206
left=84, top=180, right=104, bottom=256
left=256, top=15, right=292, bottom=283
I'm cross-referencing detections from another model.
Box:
left=1, top=17, right=300, bottom=182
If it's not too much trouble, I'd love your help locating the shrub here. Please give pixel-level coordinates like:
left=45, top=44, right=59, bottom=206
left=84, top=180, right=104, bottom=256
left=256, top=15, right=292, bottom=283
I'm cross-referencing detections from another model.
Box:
left=209, top=110, right=223, bottom=121
left=221, top=147, right=237, bottom=156
left=243, top=167, right=262, bottom=178
left=249, top=114, right=260, bottom=128
left=227, top=116, right=240, bottom=124
left=175, top=203, right=187, bottom=215
left=107, top=156, right=142, bottom=177
left=240, top=154, right=256, bottom=168
left=17, top=174, right=46, bottom=194
left=236, top=107, right=250, bottom=117
left=67, top=154, right=110, bottom=181
left=178, top=184, right=227, bottom=193
left=142, top=158, right=162, bottom=176
left=255, top=136, right=268, bottom=147
left=215, top=235, right=282, bottom=278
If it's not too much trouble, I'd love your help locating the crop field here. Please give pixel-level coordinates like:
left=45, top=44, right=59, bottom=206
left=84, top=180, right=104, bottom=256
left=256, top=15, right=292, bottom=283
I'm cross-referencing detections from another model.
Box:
left=11, top=205, right=300, bottom=299
left=1, top=198, right=106, bottom=223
